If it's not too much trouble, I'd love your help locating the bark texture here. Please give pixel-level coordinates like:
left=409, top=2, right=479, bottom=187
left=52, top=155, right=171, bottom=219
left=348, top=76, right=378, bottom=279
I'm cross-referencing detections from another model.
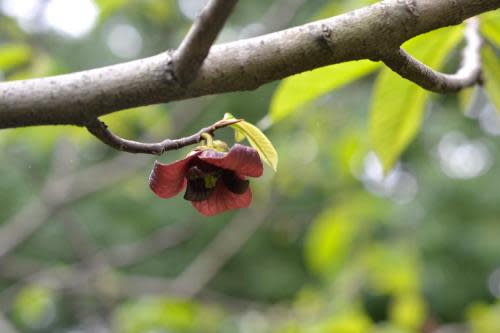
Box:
left=0, top=0, right=499, bottom=129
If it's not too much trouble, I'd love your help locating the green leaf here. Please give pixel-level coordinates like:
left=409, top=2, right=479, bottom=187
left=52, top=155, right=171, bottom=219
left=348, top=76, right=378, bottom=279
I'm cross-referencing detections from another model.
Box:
left=390, top=293, right=427, bottom=331
left=314, top=0, right=378, bottom=19
left=363, top=244, right=420, bottom=294
left=370, top=26, right=463, bottom=171
left=14, top=285, right=56, bottom=329
left=234, top=127, right=246, bottom=142
left=223, top=112, right=244, bottom=141
left=481, top=11, right=500, bottom=46
left=458, top=87, right=477, bottom=115
left=482, top=45, right=500, bottom=113
left=95, top=0, right=129, bottom=20
left=305, top=206, right=358, bottom=276
left=305, top=194, right=381, bottom=276
left=224, top=113, right=278, bottom=171
left=0, top=44, right=31, bottom=71
left=269, top=60, right=380, bottom=123
left=266, top=0, right=382, bottom=125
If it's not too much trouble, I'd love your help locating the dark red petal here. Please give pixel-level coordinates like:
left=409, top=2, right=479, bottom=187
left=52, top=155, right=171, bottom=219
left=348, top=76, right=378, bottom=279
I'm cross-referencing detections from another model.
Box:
left=149, top=153, right=200, bottom=199
left=184, top=177, right=215, bottom=201
left=222, top=171, right=249, bottom=194
left=198, top=144, right=263, bottom=177
left=191, top=181, right=252, bottom=216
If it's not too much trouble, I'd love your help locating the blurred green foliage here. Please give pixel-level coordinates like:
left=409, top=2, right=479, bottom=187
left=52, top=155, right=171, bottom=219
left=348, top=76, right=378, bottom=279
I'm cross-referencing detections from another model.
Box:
left=1, top=0, right=500, bottom=332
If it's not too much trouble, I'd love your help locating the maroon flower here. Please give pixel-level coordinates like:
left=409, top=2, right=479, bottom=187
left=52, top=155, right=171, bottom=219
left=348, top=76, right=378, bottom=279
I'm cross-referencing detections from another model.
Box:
left=149, top=144, right=263, bottom=216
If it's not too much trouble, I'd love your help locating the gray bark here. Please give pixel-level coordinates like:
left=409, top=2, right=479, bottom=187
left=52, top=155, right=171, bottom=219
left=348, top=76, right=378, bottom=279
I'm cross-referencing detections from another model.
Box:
left=0, top=0, right=499, bottom=129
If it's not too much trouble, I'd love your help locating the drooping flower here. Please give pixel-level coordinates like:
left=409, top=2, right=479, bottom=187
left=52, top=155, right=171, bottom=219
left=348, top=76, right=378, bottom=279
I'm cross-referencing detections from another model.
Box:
left=149, top=144, right=263, bottom=216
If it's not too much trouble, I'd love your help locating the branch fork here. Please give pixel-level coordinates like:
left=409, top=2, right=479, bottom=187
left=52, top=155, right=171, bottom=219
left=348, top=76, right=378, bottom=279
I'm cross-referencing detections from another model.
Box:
left=380, top=17, right=483, bottom=93
left=0, top=0, right=498, bottom=132
left=86, top=0, right=239, bottom=154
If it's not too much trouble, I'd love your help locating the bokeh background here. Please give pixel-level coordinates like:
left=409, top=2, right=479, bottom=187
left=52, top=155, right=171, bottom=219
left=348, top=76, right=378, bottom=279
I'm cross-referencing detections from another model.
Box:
left=1, top=0, right=500, bottom=332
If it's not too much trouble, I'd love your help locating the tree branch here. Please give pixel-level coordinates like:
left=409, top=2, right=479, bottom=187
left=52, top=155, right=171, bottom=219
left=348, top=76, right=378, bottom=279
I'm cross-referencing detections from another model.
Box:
left=173, top=0, right=239, bottom=85
left=381, top=17, right=483, bottom=93
left=98, top=224, right=195, bottom=268
left=86, top=117, right=241, bottom=154
left=0, top=0, right=499, bottom=128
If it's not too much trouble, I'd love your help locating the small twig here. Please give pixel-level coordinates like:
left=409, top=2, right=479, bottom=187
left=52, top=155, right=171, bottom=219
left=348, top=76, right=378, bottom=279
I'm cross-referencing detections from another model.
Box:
left=97, top=224, right=195, bottom=268
left=0, top=225, right=194, bottom=311
left=86, top=117, right=241, bottom=155
left=174, top=0, right=239, bottom=85
left=62, top=212, right=103, bottom=267
left=121, top=274, right=265, bottom=311
left=0, top=259, right=263, bottom=313
left=381, top=17, right=482, bottom=93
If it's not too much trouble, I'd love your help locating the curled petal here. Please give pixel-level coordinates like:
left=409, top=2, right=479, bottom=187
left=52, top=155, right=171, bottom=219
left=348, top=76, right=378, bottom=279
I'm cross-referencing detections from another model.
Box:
left=149, top=153, right=199, bottom=199
left=199, top=144, right=263, bottom=177
left=191, top=181, right=252, bottom=216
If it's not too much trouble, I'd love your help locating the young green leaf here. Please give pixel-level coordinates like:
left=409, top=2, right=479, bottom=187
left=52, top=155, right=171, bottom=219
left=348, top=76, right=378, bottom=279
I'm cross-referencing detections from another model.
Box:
left=224, top=113, right=278, bottom=171
left=370, top=26, right=463, bottom=171
left=234, top=128, right=246, bottom=142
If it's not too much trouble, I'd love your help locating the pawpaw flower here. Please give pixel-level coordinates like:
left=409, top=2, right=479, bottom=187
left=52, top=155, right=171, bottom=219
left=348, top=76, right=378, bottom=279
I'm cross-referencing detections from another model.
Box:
left=149, top=143, right=263, bottom=216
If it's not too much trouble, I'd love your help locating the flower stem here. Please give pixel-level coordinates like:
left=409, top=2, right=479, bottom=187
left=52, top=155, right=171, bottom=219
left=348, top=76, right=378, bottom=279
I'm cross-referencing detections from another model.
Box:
left=200, top=132, right=214, bottom=146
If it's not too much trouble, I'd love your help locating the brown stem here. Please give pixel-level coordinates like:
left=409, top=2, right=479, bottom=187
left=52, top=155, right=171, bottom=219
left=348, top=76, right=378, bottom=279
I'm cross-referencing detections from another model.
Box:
left=86, top=118, right=241, bottom=155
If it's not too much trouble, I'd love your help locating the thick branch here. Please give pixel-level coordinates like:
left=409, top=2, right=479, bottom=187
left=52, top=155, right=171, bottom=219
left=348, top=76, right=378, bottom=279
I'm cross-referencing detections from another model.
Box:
left=381, top=18, right=483, bottom=93
left=86, top=118, right=241, bottom=154
left=0, top=0, right=499, bottom=129
left=174, top=0, right=239, bottom=85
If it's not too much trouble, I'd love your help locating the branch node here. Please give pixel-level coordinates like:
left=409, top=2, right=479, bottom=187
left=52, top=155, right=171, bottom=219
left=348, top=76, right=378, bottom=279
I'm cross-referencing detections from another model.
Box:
left=403, top=0, right=420, bottom=17
left=317, top=24, right=335, bottom=53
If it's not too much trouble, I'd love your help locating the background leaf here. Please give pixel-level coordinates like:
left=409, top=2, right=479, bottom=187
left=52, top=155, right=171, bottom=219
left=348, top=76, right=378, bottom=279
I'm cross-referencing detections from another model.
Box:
left=305, top=195, right=381, bottom=277
left=0, top=44, right=31, bottom=71
left=482, top=45, right=500, bottom=113
left=370, top=26, right=463, bottom=171
left=481, top=11, right=500, bottom=46
left=269, top=60, right=380, bottom=123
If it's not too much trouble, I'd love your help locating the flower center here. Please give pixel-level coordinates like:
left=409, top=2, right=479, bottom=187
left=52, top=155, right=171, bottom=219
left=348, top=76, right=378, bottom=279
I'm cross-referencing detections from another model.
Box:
left=183, top=160, right=249, bottom=202
left=204, top=174, right=218, bottom=189
left=183, top=162, right=221, bottom=202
